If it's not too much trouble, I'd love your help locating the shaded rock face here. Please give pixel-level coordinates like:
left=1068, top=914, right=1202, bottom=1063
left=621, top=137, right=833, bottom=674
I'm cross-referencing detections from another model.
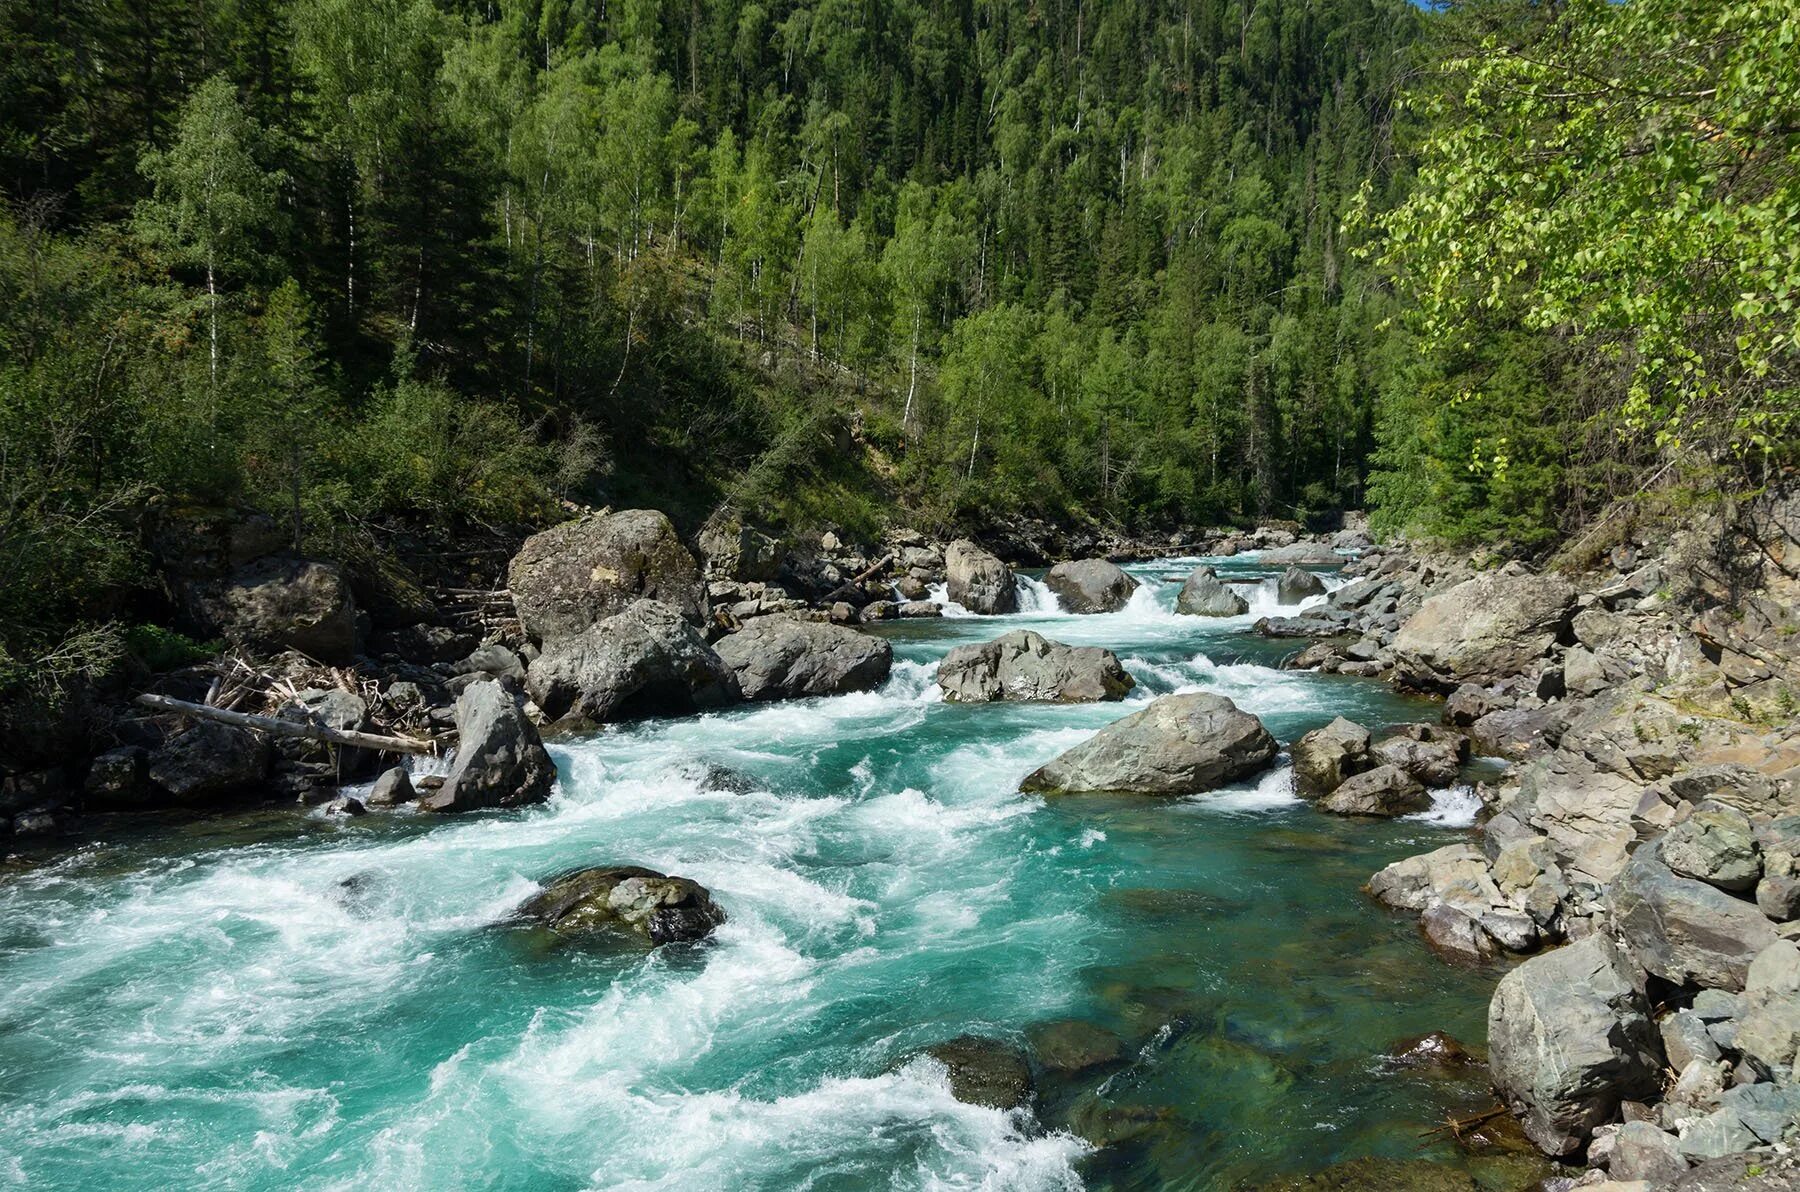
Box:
left=1392, top=572, right=1577, bottom=690
left=146, top=722, right=272, bottom=803
left=83, top=747, right=149, bottom=809
left=508, top=509, right=705, bottom=643
left=518, top=865, right=725, bottom=945
left=1291, top=717, right=1371, bottom=798
left=937, top=630, right=1134, bottom=704
left=697, top=520, right=784, bottom=583
left=714, top=617, right=893, bottom=701
left=526, top=600, right=740, bottom=725
left=420, top=679, right=557, bottom=813
left=1176, top=566, right=1249, bottom=617
left=917, top=1035, right=1034, bottom=1110
left=1611, top=844, right=1779, bottom=993
left=1488, top=934, right=1662, bottom=1156
left=1319, top=764, right=1429, bottom=817
left=1019, top=692, right=1278, bottom=796
left=1276, top=566, right=1326, bottom=605
left=944, top=540, right=1017, bottom=614
left=1044, top=558, right=1139, bottom=613
left=197, top=557, right=359, bottom=663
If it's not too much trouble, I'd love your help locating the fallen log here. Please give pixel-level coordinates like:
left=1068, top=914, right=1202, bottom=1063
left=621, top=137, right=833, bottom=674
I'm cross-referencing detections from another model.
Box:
left=821, top=553, right=895, bottom=604
left=134, top=693, right=439, bottom=755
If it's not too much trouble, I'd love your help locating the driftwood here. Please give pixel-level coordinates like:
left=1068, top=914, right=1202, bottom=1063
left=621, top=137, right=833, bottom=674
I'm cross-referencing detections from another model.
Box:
left=134, top=693, right=439, bottom=755
left=821, top=553, right=896, bottom=604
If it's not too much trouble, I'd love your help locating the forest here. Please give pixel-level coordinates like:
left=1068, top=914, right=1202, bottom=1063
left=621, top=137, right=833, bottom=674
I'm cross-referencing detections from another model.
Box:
left=1, top=0, right=1796, bottom=694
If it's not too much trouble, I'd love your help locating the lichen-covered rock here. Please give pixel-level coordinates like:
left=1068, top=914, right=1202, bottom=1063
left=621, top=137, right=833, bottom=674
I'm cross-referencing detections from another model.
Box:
left=1043, top=558, right=1139, bottom=613
left=1175, top=566, right=1248, bottom=617
left=715, top=617, right=893, bottom=701
left=526, top=599, right=740, bottom=725
left=937, top=630, right=1133, bottom=703
left=944, top=540, right=1017, bottom=615
left=1291, top=717, right=1371, bottom=798
left=518, top=865, right=725, bottom=944
left=1488, top=933, right=1662, bottom=1156
left=1019, top=693, right=1278, bottom=796
left=1318, top=764, right=1428, bottom=817
left=419, top=679, right=556, bottom=813
left=1662, top=803, right=1762, bottom=893
left=508, top=509, right=705, bottom=643
left=1611, top=844, right=1780, bottom=992
left=194, top=557, right=360, bottom=663
left=1392, top=572, right=1578, bottom=690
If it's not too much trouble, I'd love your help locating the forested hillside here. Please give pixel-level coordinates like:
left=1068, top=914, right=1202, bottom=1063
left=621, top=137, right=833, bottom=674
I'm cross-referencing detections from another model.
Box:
left=2, top=0, right=1796, bottom=696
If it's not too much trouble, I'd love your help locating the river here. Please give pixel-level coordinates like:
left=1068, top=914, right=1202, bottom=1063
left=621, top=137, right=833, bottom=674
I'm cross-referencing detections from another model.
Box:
left=0, top=555, right=1510, bottom=1190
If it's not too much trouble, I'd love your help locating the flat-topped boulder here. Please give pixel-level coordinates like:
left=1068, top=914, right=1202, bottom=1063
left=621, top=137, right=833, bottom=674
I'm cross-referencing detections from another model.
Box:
left=1259, top=542, right=1341, bottom=566
left=937, top=630, right=1133, bottom=703
left=1176, top=566, right=1248, bottom=617
left=420, top=679, right=557, bottom=813
left=714, top=617, right=893, bottom=701
left=526, top=599, right=739, bottom=725
left=1391, top=572, right=1577, bottom=689
left=1019, top=692, right=1278, bottom=796
left=509, top=509, right=705, bottom=643
left=518, top=865, right=725, bottom=945
left=1044, top=558, right=1139, bottom=613
left=945, top=539, right=1017, bottom=614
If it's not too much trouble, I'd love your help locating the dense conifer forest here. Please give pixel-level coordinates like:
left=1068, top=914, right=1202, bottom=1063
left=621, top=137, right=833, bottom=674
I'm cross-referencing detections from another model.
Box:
left=1, top=0, right=1795, bottom=696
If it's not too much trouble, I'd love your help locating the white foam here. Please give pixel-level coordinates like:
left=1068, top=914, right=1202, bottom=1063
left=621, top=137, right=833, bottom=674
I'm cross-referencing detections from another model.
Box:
left=1187, top=765, right=1303, bottom=814
left=925, top=583, right=974, bottom=617
left=1012, top=575, right=1067, bottom=615
left=1404, top=784, right=1483, bottom=828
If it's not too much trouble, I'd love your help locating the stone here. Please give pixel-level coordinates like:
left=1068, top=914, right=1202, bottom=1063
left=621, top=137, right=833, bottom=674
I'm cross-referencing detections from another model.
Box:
left=1291, top=717, right=1371, bottom=798
left=1469, top=705, right=1571, bottom=761
left=323, top=795, right=366, bottom=816
left=1488, top=934, right=1662, bottom=1156
left=1254, top=615, right=1346, bottom=638
left=82, top=747, right=148, bottom=809
left=1276, top=566, right=1326, bottom=604
left=1608, top=1121, right=1689, bottom=1184
left=1612, top=844, right=1779, bottom=992
left=366, top=767, right=416, bottom=807
left=1564, top=646, right=1612, bottom=697
left=1444, top=683, right=1501, bottom=727
left=526, top=599, right=740, bottom=725
left=1661, top=1011, right=1723, bottom=1072
left=1371, top=731, right=1465, bottom=788
left=1175, top=565, right=1249, bottom=617
left=1019, top=692, right=1278, bottom=796
left=1662, top=804, right=1763, bottom=893
left=1392, top=572, right=1578, bottom=690
left=1027, top=1019, right=1125, bottom=1075
left=508, top=509, right=705, bottom=643
left=1734, top=992, right=1800, bottom=1076
left=518, top=865, right=725, bottom=945
left=917, top=1035, right=1034, bottom=1110
left=714, top=618, right=893, bottom=701
left=1381, top=1031, right=1479, bottom=1070
left=146, top=721, right=272, bottom=803
left=1676, top=1109, right=1759, bottom=1160
left=937, top=630, right=1134, bottom=704
left=371, top=622, right=478, bottom=663
left=1318, top=764, right=1429, bottom=817
left=198, top=557, right=360, bottom=663
left=697, top=520, right=784, bottom=582
left=454, top=643, right=528, bottom=684
left=944, top=540, right=1017, bottom=615
left=1258, top=541, right=1341, bottom=566
left=1368, top=844, right=1496, bottom=912
left=896, top=600, right=941, bottom=619
left=419, top=679, right=557, bottom=813
left=1420, top=902, right=1497, bottom=963
left=1043, top=558, right=1140, bottom=613
left=1718, top=1082, right=1800, bottom=1144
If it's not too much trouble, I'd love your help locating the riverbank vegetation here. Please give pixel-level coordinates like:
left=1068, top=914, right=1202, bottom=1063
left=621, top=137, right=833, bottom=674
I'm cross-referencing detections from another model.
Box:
left=1, top=0, right=1796, bottom=691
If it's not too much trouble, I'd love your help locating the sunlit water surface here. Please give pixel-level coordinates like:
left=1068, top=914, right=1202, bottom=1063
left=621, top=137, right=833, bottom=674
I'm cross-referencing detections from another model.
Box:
left=0, top=557, right=1510, bottom=1190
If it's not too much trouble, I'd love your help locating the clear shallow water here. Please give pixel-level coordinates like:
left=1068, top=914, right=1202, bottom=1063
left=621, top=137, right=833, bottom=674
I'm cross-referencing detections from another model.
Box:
left=0, top=559, right=1508, bottom=1191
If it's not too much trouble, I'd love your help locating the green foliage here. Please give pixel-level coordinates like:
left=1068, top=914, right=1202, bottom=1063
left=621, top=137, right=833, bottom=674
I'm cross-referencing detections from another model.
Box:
left=123, top=625, right=219, bottom=673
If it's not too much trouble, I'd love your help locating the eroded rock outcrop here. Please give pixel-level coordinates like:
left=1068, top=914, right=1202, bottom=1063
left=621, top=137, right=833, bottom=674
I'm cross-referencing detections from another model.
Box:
left=937, top=630, right=1133, bottom=703
left=509, top=509, right=705, bottom=642
left=1391, top=572, right=1577, bottom=690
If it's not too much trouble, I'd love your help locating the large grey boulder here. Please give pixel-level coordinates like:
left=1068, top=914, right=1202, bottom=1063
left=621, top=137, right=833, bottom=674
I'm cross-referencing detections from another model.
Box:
left=937, top=630, right=1133, bottom=704
left=1391, top=572, right=1577, bottom=689
left=1611, top=843, right=1779, bottom=992
left=526, top=599, right=739, bottom=725
left=714, top=617, right=892, bottom=701
left=1291, top=717, right=1371, bottom=797
left=1019, top=693, right=1277, bottom=796
left=1488, top=933, right=1662, bottom=1155
left=944, top=540, right=1017, bottom=614
left=1044, top=558, right=1139, bottom=613
left=1318, top=764, right=1429, bottom=817
left=420, top=679, right=557, bottom=813
left=146, top=721, right=272, bottom=803
left=197, top=557, right=359, bottom=663
left=1276, top=566, right=1326, bottom=605
left=518, top=865, right=725, bottom=945
left=696, top=519, right=784, bottom=582
left=1661, top=803, right=1762, bottom=893
left=1175, top=566, right=1248, bottom=617
left=1259, top=542, right=1341, bottom=566
left=508, top=509, right=705, bottom=643
left=1371, top=727, right=1467, bottom=789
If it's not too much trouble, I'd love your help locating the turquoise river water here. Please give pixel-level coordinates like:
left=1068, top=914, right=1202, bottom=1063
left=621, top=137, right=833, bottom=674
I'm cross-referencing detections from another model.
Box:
left=0, top=557, right=1515, bottom=1190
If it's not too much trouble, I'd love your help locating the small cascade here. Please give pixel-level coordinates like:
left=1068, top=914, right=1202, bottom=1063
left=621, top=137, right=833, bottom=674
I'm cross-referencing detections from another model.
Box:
left=1011, top=575, right=1067, bottom=615
left=925, top=582, right=974, bottom=617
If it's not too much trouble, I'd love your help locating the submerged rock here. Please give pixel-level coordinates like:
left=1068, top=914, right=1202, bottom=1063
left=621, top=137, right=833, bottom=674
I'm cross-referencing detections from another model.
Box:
left=419, top=679, right=557, bottom=813
left=937, top=630, right=1133, bottom=703
left=518, top=865, right=725, bottom=945
left=1044, top=558, right=1139, bottom=613
left=714, top=617, right=892, bottom=701
left=508, top=508, right=706, bottom=642
left=944, top=540, right=1017, bottom=615
left=914, top=1035, right=1034, bottom=1110
left=1381, top=1030, right=1479, bottom=1071
left=526, top=599, right=740, bottom=725
left=1176, top=566, right=1248, bottom=617
left=1027, top=1018, right=1125, bottom=1075
left=1020, top=693, right=1278, bottom=796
